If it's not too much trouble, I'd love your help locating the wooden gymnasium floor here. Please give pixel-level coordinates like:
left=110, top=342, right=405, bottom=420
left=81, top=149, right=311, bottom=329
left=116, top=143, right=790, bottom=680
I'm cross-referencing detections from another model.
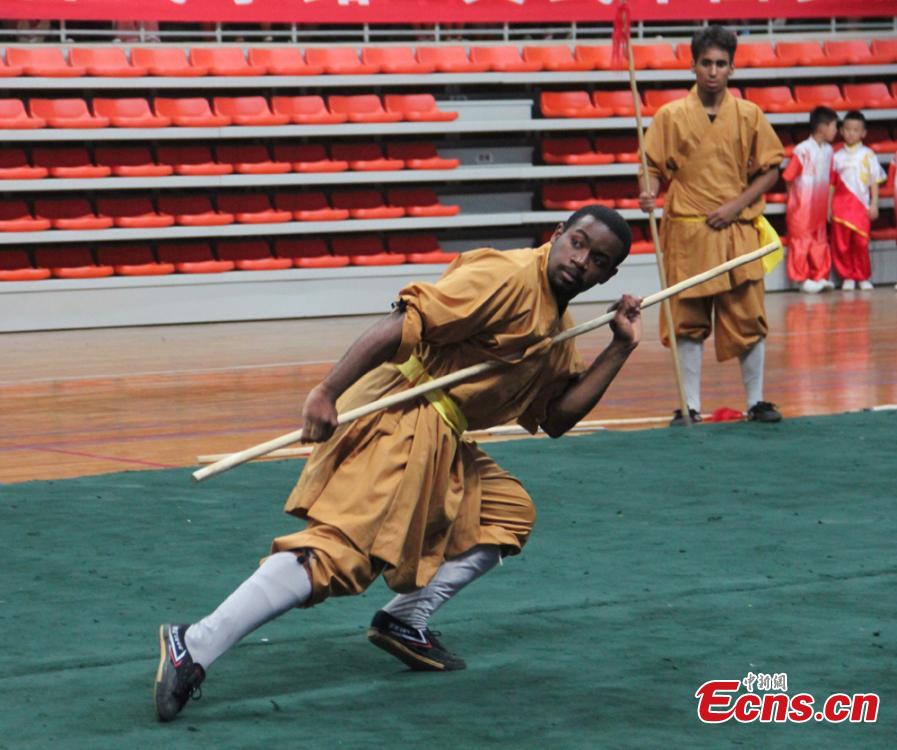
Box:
left=2, top=288, right=895, bottom=484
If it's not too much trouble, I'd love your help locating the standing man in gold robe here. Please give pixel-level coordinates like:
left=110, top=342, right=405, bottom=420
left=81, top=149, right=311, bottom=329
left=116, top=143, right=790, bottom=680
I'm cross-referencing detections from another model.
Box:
left=639, top=25, right=784, bottom=425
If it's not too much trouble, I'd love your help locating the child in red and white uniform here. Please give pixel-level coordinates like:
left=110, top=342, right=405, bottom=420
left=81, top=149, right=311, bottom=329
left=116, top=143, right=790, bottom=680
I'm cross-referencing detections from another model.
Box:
left=830, top=111, right=886, bottom=290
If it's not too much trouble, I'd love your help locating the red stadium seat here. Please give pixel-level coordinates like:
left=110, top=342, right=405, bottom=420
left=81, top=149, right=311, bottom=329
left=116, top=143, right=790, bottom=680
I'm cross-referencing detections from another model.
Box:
left=216, top=194, right=292, bottom=224
left=215, top=144, right=291, bottom=174
left=734, top=42, right=779, bottom=68
left=215, top=239, right=292, bottom=270
left=157, top=241, right=234, bottom=273
left=522, top=46, right=591, bottom=71
left=29, top=99, right=109, bottom=128
left=69, top=48, right=147, bottom=77
left=628, top=225, right=655, bottom=255
left=777, top=128, right=795, bottom=157
left=384, top=94, right=457, bottom=122
left=594, top=179, right=641, bottom=209
left=332, top=236, right=406, bottom=266
left=0, top=148, right=48, bottom=180
left=153, top=98, right=230, bottom=127
left=0, top=250, right=51, bottom=281
left=213, top=97, right=288, bottom=126
left=599, top=134, right=639, bottom=163
left=274, top=238, right=350, bottom=268
left=274, top=192, right=349, bottom=222
left=95, top=145, right=173, bottom=177
left=132, top=47, right=208, bottom=77
left=793, top=84, right=850, bottom=110
left=92, top=98, right=171, bottom=127
left=34, top=246, right=115, bottom=279
left=675, top=44, right=693, bottom=67
left=387, top=234, right=458, bottom=264
left=632, top=43, right=688, bottom=70
left=95, top=196, right=174, bottom=228
left=0, top=55, right=23, bottom=77
left=0, top=200, right=51, bottom=231
left=573, top=45, right=622, bottom=70
left=33, top=198, right=113, bottom=230
left=7, top=48, right=85, bottom=77
left=272, top=143, right=348, bottom=172
left=643, top=89, right=690, bottom=110
left=823, top=40, right=873, bottom=66
left=156, top=145, right=232, bottom=175
left=470, top=46, right=541, bottom=72
left=248, top=48, right=323, bottom=75
left=541, top=183, right=595, bottom=210
left=842, top=83, right=897, bottom=109
left=30, top=150, right=89, bottom=183
left=744, top=87, right=808, bottom=113
left=880, top=161, right=896, bottom=199
left=271, top=95, right=347, bottom=124
left=331, top=191, right=405, bottom=219
left=96, top=244, right=175, bottom=276
left=0, top=99, right=45, bottom=129
left=157, top=194, right=234, bottom=226
left=541, top=138, right=614, bottom=165
left=865, top=125, right=897, bottom=153
left=386, top=142, right=458, bottom=170
left=870, top=39, right=897, bottom=64
left=540, top=91, right=610, bottom=118
left=362, top=47, right=434, bottom=74
left=870, top=211, right=897, bottom=240
left=415, top=46, right=489, bottom=73
left=305, top=47, right=379, bottom=75
left=592, top=90, right=639, bottom=117
left=330, top=143, right=404, bottom=171
left=328, top=95, right=402, bottom=123
left=189, top=48, right=266, bottom=76
left=775, top=41, right=832, bottom=67
left=386, top=189, right=459, bottom=217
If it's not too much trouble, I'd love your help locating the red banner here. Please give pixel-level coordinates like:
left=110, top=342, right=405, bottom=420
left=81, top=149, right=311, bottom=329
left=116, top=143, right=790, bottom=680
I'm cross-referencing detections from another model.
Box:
left=3, top=0, right=894, bottom=25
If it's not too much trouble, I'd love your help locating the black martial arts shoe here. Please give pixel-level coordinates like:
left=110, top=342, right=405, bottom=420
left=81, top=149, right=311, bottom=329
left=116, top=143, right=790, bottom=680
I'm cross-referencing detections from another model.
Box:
left=154, top=624, right=205, bottom=722
left=747, top=401, right=782, bottom=423
left=669, top=408, right=702, bottom=427
left=368, top=610, right=466, bottom=672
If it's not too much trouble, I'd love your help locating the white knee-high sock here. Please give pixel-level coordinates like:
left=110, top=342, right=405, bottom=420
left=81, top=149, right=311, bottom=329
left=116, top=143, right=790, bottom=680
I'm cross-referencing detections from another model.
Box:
left=382, top=545, right=501, bottom=631
left=739, top=339, right=765, bottom=409
left=677, top=337, right=703, bottom=412
left=185, top=552, right=312, bottom=670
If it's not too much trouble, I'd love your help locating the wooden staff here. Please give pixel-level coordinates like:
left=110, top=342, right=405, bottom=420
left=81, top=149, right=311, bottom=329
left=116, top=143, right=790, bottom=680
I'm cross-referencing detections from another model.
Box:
left=192, top=241, right=778, bottom=483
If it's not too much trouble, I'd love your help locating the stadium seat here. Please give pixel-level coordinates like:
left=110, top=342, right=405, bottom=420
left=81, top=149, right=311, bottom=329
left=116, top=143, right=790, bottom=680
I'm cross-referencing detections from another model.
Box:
left=157, top=194, right=234, bottom=225
left=0, top=200, right=51, bottom=231
left=29, top=99, right=109, bottom=128
left=470, top=46, right=541, bottom=72
left=305, top=47, right=379, bottom=75
left=541, top=183, right=595, bottom=210
left=94, top=145, right=173, bottom=176
left=842, top=83, right=897, bottom=109
left=870, top=212, right=897, bottom=240
left=131, top=47, right=208, bottom=77
left=632, top=43, right=688, bottom=70
left=213, top=97, right=289, bottom=126
left=215, top=144, right=291, bottom=174
left=272, top=143, right=348, bottom=172
left=744, top=87, right=809, bottom=113
left=189, top=48, right=266, bottom=76
left=733, top=42, right=779, bottom=68
left=777, top=128, right=795, bottom=157
left=628, top=224, right=655, bottom=255
left=69, top=48, right=147, bottom=77
left=880, top=161, right=896, bottom=199
left=891, top=82, right=897, bottom=100
left=7, top=48, right=86, bottom=77
left=34, top=246, right=115, bottom=279
left=33, top=198, right=114, bottom=230
left=573, top=45, right=622, bottom=70
left=386, top=189, right=459, bottom=217
left=594, top=179, right=641, bottom=209
left=870, top=39, right=897, bottom=64
left=0, top=148, right=48, bottom=180
left=823, top=40, right=874, bottom=66
left=362, top=47, right=434, bottom=74
left=0, top=55, right=23, bottom=77
left=156, top=241, right=235, bottom=273
left=592, top=90, right=640, bottom=117
left=271, top=95, right=347, bottom=124
left=96, top=196, right=174, bottom=228
left=384, top=94, right=457, bottom=122
left=387, top=234, right=458, bottom=264
left=274, top=238, right=350, bottom=268
left=541, top=138, right=614, bottom=165
left=28, top=147, right=75, bottom=181
left=386, top=142, right=458, bottom=170
left=415, top=46, right=489, bottom=73
left=0, top=250, right=51, bottom=281
left=96, top=244, right=175, bottom=276
left=643, top=89, right=690, bottom=110
left=248, top=48, right=323, bottom=75
left=153, top=98, right=230, bottom=127
left=793, top=85, right=850, bottom=110
left=92, top=98, right=171, bottom=127
left=332, top=235, right=406, bottom=266
left=865, top=125, right=897, bottom=153
left=156, top=145, right=232, bottom=175
left=599, top=134, right=639, bottom=163
left=522, top=46, right=591, bottom=71
left=274, top=192, right=349, bottom=222
left=215, top=239, right=293, bottom=270
left=0, top=99, right=45, bottom=129
left=540, top=91, right=610, bottom=118
left=216, top=194, right=292, bottom=224
left=331, top=191, right=405, bottom=219
left=328, top=95, right=402, bottom=123
left=775, top=41, right=833, bottom=67
left=330, top=143, right=404, bottom=171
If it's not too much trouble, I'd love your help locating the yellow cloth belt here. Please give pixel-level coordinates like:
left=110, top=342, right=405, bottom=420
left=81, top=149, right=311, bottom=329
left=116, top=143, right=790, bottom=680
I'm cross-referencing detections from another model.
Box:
left=667, top=214, right=783, bottom=273
left=396, top=354, right=468, bottom=435
left=831, top=216, right=870, bottom=239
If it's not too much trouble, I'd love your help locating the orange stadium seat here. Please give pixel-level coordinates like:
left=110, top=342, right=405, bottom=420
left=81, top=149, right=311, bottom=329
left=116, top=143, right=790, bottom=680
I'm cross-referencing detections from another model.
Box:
left=384, top=94, right=457, bottom=122
left=274, top=192, right=349, bottom=222
left=33, top=198, right=114, bottom=230
left=415, top=46, right=489, bottom=73
left=470, top=46, right=541, bottom=72
left=0, top=54, right=23, bottom=77
left=793, top=84, right=850, bottom=110
left=362, top=47, right=434, bottom=74
left=628, top=225, right=655, bottom=254
left=156, top=241, right=234, bottom=273
left=93, top=98, right=171, bottom=127
left=0, top=200, right=51, bottom=232
left=541, top=183, right=595, bottom=210
left=215, top=239, right=293, bottom=270
left=387, top=234, right=458, bottom=264
left=274, top=238, right=350, bottom=268
left=734, top=42, right=779, bottom=68
left=328, top=95, right=402, bottom=123
left=594, top=179, right=641, bottom=209
left=96, top=244, right=175, bottom=276
left=69, top=48, right=147, bottom=77
left=95, top=196, right=174, bottom=228
left=0, top=99, right=45, bottom=128
left=271, top=95, right=347, bottom=124
left=632, top=43, right=688, bottom=70
left=573, top=45, right=622, bottom=70
left=387, top=189, right=459, bottom=217
left=592, top=90, right=639, bottom=117
left=216, top=194, right=292, bottom=224
left=540, top=91, right=610, bottom=118
left=598, top=134, right=639, bottom=163
left=775, top=41, right=834, bottom=67
left=870, top=39, right=897, bottom=64
left=157, top=194, right=234, bottom=226
left=541, top=138, right=613, bottom=165
left=330, top=143, right=404, bottom=171
left=7, top=47, right=85, bottom=77
left=272, top=143, right=348, bottom=172
left=213, top=97, right=289, bottom=126
left=331, top=190, right=405, bottom=219
left=822, top=40, right=871, bottom=66
left=94, top=145, right=173, bottom=176
left=386, top=142, right=458, bottom=170
left=0, top=148, right=48, bottom=180
left=305, top=47, right=379, bottom=75
left=36, top=146, right=101, bottom=180
left=215, top=144, right=291, bottom=174
left=34, top=246, right=115, bottom=279
left=189, top=48, right=266, bottom=76
left=745, top=86, right=808, bottom=113
left=842, top=83, right=897, bottom=109
left=643, top=89, right=689, bottom=110
left=0, top=250, right=51, bottom=281
left=523, top=46, right=591, bottom=71
left=132, top=47, right=208, bottom=76
left=332, top=235, right=406, bottom=266
left=154, top=98, right=230, bottom=127
left=248, top=48, right=323, bottom=75
left=674, top=44, right=693, bottom=67
left=29, top=99, right=109, bottom=128
left=156, top=145, right=232, bottom=175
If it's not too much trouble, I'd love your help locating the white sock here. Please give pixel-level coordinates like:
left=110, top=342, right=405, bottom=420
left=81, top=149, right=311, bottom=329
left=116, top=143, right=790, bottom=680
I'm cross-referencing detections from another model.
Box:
left=676, top=337, right=703, bottom=412
left=382, top=545, right=501, bottom=631
left=185, top=551, right=312, bottom=670
left=739, top=340, right=765, bottom=409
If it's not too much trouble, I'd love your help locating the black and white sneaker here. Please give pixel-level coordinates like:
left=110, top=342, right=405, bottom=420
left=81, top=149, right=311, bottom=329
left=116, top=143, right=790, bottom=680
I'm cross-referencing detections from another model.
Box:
left=154, top=624, right=205, bottom=722
left=367, top=610, right=466, bottom=672
left=747, top=401, right=782, bottom=423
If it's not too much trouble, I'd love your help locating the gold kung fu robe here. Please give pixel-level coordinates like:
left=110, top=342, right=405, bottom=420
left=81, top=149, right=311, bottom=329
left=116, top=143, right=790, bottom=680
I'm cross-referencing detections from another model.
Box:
left=272, top=243, right=585, bottom=603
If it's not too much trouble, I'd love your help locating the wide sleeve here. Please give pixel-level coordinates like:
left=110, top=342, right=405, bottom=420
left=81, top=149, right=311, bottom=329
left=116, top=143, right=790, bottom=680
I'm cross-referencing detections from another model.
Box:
left=641, top=108, right=672, bottom=183
left=749, top=109, right=784, bottom=177
left=516, top=340, right=587, bottom=435
left=781, top=151, right=802, bottom=182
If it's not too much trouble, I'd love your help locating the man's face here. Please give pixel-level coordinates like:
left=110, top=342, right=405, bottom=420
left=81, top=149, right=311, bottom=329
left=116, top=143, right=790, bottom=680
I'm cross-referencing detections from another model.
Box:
left=840, top=118, right=866, bottom=147
left=692, top=45, right=733, bottom=96
left=547, top=215, right=625, bottom=303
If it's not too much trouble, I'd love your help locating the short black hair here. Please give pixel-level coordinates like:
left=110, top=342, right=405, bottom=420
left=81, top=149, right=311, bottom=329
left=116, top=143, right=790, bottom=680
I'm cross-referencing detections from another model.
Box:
left=561, top=204, right=632, bottom=261
left=691, top=25, right=737, bottom=63
left=809, top=106, right=838, bottom=132
left=841, top=110, right=867, bottom=126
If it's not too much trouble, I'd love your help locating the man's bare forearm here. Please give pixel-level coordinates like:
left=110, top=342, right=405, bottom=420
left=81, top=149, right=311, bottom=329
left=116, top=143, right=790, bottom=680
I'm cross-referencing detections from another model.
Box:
left=735, top=167, right=780, bottom=213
